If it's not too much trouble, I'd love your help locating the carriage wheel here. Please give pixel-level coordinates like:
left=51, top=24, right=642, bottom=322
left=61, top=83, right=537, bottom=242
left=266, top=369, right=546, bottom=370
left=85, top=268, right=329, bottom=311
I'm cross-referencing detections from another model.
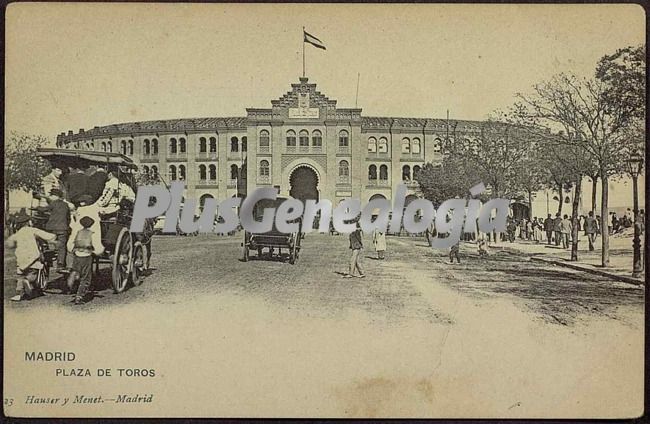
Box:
left=37, top=262, right=50, bottom=290
left=112, top=228, right=132, bottom=293
left=131, top=241, right=147, bottom=286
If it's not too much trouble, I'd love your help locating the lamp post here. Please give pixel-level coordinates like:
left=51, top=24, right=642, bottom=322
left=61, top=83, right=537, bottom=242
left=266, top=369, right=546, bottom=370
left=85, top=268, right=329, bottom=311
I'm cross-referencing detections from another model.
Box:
left=625, top=150, right=644, bottom=278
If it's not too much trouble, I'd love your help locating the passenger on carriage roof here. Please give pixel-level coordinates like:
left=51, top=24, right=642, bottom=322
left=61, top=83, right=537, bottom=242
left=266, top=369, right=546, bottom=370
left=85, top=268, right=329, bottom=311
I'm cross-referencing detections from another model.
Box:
left=87, top=165, right=108, bottom=203
left=5, top=210, right=56, bottom=301
left=39, top=167, right=64, bottom=207
left=94, top=170, right=136, bottom=216
left=65, top=166, right=89, bottom=205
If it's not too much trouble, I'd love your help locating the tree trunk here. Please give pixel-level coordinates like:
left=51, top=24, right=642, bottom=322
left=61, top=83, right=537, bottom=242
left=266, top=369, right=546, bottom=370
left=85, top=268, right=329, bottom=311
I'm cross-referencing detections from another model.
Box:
left=600, top=172, right=609, bottom=267
left=527, top=190, right=533, bottom=220
left=591, top=175, right=598, bottom=214
left=570, top=178, right=582, bottom=261
left=557, top=184, right=563, bottom=215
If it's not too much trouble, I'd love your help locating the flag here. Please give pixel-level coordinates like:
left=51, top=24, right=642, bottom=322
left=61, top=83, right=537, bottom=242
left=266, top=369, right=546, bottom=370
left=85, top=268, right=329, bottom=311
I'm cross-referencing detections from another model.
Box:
left=303, top=30, right=326, bottom=50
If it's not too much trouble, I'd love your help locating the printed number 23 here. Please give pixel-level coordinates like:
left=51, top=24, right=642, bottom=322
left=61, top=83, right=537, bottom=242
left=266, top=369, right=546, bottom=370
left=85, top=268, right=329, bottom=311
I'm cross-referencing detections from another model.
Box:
left=4, top=398, right=14, bottom=407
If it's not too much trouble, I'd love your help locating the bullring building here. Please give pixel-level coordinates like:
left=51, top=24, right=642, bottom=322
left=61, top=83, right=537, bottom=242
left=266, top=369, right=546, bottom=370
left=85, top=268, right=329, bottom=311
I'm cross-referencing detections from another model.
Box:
left=56, top=77, right=485, bottom=208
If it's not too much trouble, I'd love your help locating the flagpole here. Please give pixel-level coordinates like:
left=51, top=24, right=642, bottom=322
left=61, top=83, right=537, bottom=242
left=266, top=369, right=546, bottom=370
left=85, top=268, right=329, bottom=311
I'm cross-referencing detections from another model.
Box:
left=302, top=26, right=305, bottom=78
left=355, top=73, right=360, bottom=108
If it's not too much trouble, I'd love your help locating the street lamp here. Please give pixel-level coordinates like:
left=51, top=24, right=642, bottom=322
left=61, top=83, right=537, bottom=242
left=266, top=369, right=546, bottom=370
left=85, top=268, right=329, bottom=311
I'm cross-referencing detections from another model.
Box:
left=625, top=149, right=644, bottom=278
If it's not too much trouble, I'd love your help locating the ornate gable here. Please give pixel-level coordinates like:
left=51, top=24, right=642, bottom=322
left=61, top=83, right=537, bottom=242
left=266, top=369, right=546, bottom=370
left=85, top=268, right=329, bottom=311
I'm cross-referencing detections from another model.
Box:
left=271, top=77, right=337, bottom=109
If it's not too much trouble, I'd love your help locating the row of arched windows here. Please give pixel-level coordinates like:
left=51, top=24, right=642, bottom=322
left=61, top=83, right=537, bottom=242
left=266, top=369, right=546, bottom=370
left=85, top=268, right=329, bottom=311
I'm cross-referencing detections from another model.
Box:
left=143, top=139, right=159, bottom=155
left=169, top=138, right=187, bottom=154
left=141, top=165, right=159, bottom=177
left=198, top=164, right=218, bottom=181
left=401, top=138, right=421, bottom=154
left=280, top=130, right=348, bottom=148
left=168, top=164, right=187, bottom=181
left=367, top=137, right=389, bottom=153
left=120, top=140, right=134, bottom=156
left=368, top=164, right=389, bottom=181
left=402, top=165, right=421, bottom=181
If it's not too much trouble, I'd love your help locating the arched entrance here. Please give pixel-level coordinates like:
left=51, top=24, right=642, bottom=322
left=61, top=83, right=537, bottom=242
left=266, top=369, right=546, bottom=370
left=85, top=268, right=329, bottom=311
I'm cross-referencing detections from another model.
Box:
left=289, top=166, right=319, bottom=202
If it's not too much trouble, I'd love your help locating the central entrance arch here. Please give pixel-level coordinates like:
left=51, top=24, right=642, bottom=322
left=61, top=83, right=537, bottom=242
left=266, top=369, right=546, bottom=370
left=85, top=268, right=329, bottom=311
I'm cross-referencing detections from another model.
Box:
left=289, top=166, right=319, bottom=202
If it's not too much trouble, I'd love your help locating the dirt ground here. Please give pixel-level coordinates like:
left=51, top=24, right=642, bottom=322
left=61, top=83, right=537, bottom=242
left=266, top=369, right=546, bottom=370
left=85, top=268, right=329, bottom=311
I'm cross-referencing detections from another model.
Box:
left=3, top=232, right=645, bottom=418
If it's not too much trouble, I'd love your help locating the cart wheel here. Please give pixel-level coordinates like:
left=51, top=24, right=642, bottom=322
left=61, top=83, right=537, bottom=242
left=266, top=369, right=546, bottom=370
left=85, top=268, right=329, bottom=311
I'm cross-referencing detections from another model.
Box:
left=242, top=244, right=249, bottom=262
left=37, top=262, right=50, bottom=290
left=112, top=228, right=132, bottom=293
left=131, top=241, right=146, bottom=285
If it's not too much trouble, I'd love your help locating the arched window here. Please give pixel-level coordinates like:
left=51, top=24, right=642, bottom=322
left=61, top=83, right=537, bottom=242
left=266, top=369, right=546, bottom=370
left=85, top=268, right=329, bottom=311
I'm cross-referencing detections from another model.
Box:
left=286, top=130, right=296, bottom=147
left=338, top=160, right=350, bottom=182
left=368, top=137, right=377, bottom=153
left=199, top=137, right=207, bottom=153
left=209, top=164, right=217, bottom=180
left=169, top=165, right=177, bottom=181
left=230, top=164, right=238, bottom=180
left=433, top=138, right=442, bottom=153
left=230, top=137, right=239, bottom=152
left=128, top=140, right=134, bottom=155
left=142, top=165, right=150, bottom=175
left=178, top=164, right=186, bottom=180
left=402, top=165, right=411, bottom=181
left=179, top=137, right=186, bottom=154
left=199, top=164, right=207, bottom=180
left=413, top=165, right=421, bottom=180
left=312, top=130, right=322, bottom=147
left=169, top=138, right=178, bottom=154
left=299, top=130, right=309, bottom=147
left=401, top=138, right=410, bottom=154
left=412, top=138, right=421, bottom=154
left=143, top=139, right=150, bottom=155
left=259, top=160, right=270, bottom=178
left=241, top=136, right=247, bottom=152
left=259, top=130, right=270, bottom=148
left=101, top=142, right=107, bottom=152
left=199, top=194, right=214, bottom=210
left=151, top=139, right=158, bottom=154
left=107, top=141, right=112, bottom=152
left=209, top=137, right=217, bottom=153
left=121, top=140, right=127, bottom=155
left=339, top=130, right=349, bottom=147
left=368, top=164, right=377, bottom=180
left=379, top=164, right=388, bottom=180
left=378, top=137, right=388, bottom=153
left=151, top=165, right=158, bottom=177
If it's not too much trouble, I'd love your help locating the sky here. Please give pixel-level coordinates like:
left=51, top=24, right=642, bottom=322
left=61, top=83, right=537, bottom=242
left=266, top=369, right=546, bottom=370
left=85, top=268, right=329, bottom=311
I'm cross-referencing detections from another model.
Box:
left=5, top=3, right=645, bottom=141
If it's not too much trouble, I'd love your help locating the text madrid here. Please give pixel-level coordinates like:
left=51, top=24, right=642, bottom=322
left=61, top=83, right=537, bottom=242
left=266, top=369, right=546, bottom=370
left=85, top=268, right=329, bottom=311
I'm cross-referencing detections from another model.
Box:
left=130, top=182, right=510, bottom=249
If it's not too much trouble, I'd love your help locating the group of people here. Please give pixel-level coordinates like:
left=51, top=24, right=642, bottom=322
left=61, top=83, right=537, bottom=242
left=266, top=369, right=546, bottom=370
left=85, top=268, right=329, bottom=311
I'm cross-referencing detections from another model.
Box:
left=6, top=163, right=136, bottom=304
left=608, top=209, right=645, bottom=235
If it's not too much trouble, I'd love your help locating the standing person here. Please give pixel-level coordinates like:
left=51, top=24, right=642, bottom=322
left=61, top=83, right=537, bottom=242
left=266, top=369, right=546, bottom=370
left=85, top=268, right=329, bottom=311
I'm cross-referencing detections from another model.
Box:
left=95, top=170, right=136, bottom=216
left=535, top=218, right=544, bottom=243
left=584, top=211, right=599, bottom=251
left=561, top=214, right=572, bottom=249
left=612, top=212, right=620, bottom=234
left=526, top=219, right=533, bottom=241
left=65, top=166, right=89, bottom=205
left=44, top=188, right=73, bottom=273
left=67, top=216, right=104, bottom=304
left=507, top=219, right=517, bottom=243
left=372, top=228, right=386, bottom=260
left=449, top=240, right=461, bottom=264
left=345, top=222, right=365, bottom=278
left=39, top=167, right=63, bottom=207
left=553, top=213, right=563, bottom=246
left=544, top=214, right=554, bottom=245
left=5, top=211, right=56, bottom=301
left=87, top=166, right=108, bottom=203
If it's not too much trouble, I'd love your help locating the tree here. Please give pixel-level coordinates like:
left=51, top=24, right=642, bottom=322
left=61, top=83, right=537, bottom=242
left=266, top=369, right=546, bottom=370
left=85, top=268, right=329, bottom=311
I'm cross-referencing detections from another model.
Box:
left=416, top=155, right=482, bottom=208
left=4, top=133, right=51, bottom=229
left=515, top=73, right=635, bottom=267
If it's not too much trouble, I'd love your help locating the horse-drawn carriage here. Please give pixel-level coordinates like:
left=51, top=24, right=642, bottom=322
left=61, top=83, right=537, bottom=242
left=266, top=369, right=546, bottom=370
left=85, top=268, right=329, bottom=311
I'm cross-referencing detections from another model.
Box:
left=241, top=196, right=303, bottom=264
left=31, top=148, right=154, bottom=293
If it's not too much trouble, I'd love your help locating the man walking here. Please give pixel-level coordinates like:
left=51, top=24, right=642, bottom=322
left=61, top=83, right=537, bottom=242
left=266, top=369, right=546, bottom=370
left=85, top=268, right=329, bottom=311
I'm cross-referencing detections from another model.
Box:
left=561, top=214, right=572, bottom=249
left=553, top=213, right=563, bottom=246
left=584, top=211, right=599, bottom=251
left=544, top=214, right=554, bottom=245
left=345, top=222, right=365, bottom=278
